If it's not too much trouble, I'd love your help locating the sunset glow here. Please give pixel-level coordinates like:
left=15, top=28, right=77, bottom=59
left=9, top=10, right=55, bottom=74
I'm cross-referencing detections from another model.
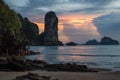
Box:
left=33, top=22, right=44, bottom=33
left=5, top=0, right=120, bottom=43
left=33, top=14, right=101, bottom=43
left=2, top=0, right=120, bottom=76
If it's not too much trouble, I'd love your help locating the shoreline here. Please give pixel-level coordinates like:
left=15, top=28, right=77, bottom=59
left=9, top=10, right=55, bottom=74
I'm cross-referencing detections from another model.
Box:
left=0, top=70, right=120, bottom=80
left=1, top=54, right=120, bottom=80
left=1, top=56, right=119, bottom=72
left=0, top=57, right=120, bottom=80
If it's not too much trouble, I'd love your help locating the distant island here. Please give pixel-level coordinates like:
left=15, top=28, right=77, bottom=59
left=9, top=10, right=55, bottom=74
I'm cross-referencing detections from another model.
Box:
left=66, top=42, right=79, bottom=46
left=82, top=37, right=119, bottom=45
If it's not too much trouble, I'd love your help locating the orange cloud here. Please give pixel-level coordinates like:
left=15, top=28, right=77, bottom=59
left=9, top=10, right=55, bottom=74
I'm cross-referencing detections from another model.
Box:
left=59, top=14, right=100, bottom=28
left=58, top=13, right=102, bottom=43
left=58, top=22, right=70, bottom=43
left=33, top=21, right=64, bottom=33
left=33, top=21, right=70, bottom=43
left=33, top=22, right=44, bottom=33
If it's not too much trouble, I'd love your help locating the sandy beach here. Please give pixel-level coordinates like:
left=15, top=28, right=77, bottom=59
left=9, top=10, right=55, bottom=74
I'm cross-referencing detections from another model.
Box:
left=0, top=71, right=120, bottom=80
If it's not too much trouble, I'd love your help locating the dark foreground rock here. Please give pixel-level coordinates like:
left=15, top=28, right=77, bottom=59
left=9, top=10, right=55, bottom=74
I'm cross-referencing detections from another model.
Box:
left=44, top=63, right=97, bottom=72
left=0, top=57, right=97, bottom=72
left=0, top=57, right=47, bottom=71
left=14, top=72, right=58, bottom=80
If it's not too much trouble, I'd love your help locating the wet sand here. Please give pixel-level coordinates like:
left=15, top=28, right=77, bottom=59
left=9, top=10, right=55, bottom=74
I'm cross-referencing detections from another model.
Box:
left=0, top=71, right=120, bottom=80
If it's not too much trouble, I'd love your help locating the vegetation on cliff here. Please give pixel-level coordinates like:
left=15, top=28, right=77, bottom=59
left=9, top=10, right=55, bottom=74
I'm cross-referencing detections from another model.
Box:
left=0, top=0, right=27, bottom=56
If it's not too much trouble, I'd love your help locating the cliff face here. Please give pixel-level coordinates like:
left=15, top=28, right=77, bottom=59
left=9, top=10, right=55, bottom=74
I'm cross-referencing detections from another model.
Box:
left=39, top=11, right=63, bottom=46
left=0, top=0, right=27, bottom=55
left=18, top=14, right=39, bottom=45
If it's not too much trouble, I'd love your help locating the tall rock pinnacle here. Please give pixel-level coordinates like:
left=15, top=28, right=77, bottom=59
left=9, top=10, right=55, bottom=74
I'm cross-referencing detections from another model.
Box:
left=39, top=11, right=63, bottom=46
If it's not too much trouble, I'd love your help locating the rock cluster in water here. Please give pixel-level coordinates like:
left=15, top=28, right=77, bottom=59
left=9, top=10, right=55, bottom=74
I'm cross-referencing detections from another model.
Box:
left=66, top=42, right=79, bottom=46
left=100, top=37, right=119, bottom=45
left=83, top=36, right=119, bottom=45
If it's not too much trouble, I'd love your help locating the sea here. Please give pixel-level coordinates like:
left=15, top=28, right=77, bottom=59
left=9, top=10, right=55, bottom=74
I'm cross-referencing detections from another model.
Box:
left=26, top=45, right=120, bottom=71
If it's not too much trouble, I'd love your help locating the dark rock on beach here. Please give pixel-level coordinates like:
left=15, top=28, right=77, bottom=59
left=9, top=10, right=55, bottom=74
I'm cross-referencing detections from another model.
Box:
left=0, top=57, right=46, bottom=71
left=0, top=57, right=32, bottom=71
left=0, top=57, right=97, bottom=72
left=14, top=72, right=58, bottom=80
left=44, top=63, right=97, bottom=72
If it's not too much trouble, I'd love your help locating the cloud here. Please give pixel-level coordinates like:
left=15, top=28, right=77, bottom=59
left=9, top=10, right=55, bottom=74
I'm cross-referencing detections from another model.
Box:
left=31, top=14, right=101, bottom=43
left=4, top=0, right=115, bottom=16
left=37, top=3, right=92, bottom=12
left=4, top=0, right=120, bottom=43
left=58, top=14, right=101, bottom=43
left=106, top=0, right=120, bottom=9
left=4, top=0, right=29, bottom=7
left=62, top=22, right=101, bottom=43
left=93, top=12, right=120, bottom=41
left=4, top=0, right=29, bottom=14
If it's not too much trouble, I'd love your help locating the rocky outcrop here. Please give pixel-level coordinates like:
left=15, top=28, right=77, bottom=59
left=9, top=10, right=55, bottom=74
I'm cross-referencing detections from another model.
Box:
left=18, top=14, right=39, bottom=45
left=83, top=37, right=119, bottom=45
left=100, top=37, right=119, bottom=45
left=83, top=39, right=99, bottom=45
left=0, top=57, right=97, bottom=72
left=39, top=11, right=63, bottom=46
left=14, top=73, right=58, bottom=80
left=44, top=63, right=97, bottom=72
left=0, top=57, right=47, bottom=71
left=66, top=42, right=79, bottom=46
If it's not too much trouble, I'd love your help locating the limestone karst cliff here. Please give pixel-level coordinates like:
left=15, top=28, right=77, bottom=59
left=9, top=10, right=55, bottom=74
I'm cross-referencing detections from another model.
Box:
left=0, top=0, right=27, bottom=55
left=39, top=11, right=63, bottom=46
left=18, top=14, right=39, bottom=45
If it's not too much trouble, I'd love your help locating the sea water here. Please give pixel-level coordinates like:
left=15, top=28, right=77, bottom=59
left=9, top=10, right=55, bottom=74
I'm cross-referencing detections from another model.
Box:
left=26, top=45, right=120, bottom=71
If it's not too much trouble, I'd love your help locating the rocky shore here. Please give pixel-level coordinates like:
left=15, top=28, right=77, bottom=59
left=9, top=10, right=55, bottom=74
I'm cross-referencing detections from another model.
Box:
left=0, top=57, right=97, bottom=72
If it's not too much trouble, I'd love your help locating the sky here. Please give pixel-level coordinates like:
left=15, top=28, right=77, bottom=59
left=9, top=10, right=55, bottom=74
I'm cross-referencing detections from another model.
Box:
left=4, top=0, right=120, bottom=43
